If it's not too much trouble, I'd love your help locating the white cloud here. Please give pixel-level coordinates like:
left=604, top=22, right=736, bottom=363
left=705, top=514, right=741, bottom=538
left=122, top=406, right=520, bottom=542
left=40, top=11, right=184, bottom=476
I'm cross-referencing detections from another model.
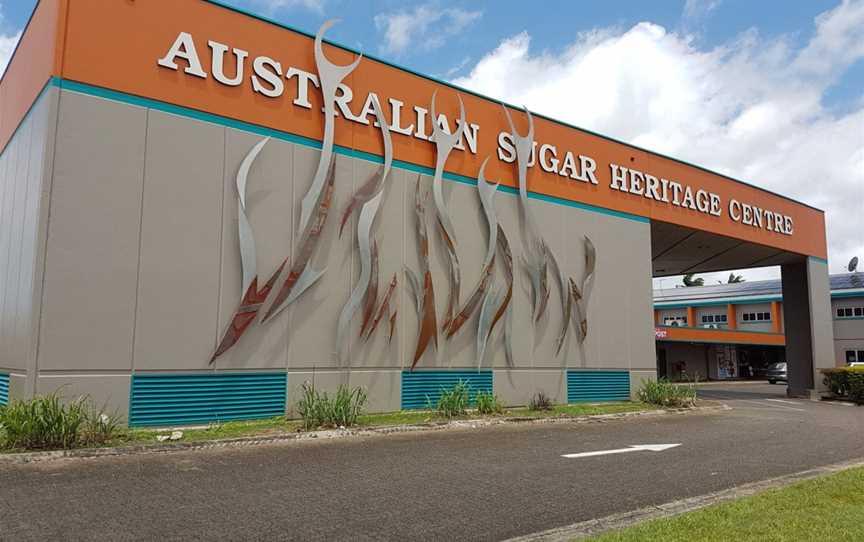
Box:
left=683, top=0, right=722, bottom=21
left=0, top=29, right=20, bottom=78
left=0, top=0, right=20, bottom=79
left=374, top=4, right=481, bottom=56
left=246, top=0, right=326, bottom=14
left=453, top=1, right=864, bottom=280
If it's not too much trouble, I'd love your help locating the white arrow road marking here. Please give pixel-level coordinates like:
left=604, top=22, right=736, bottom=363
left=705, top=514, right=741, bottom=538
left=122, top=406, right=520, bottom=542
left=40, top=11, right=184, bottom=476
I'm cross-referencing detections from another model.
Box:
left=561, top=444, right=681, bottom=459
left=765, top=399, right=799, bottom=405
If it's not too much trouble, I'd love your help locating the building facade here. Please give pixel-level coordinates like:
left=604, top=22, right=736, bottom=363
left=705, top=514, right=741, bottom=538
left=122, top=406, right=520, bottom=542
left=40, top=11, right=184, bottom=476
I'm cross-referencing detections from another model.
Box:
left=654, top=273, right=864, bottom=380
left=0, top=0, right=836, bottom=425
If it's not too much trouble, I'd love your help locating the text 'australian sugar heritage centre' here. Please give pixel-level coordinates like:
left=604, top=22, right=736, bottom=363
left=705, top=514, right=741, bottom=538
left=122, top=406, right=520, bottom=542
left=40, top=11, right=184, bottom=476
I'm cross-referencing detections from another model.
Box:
left=0, top=0, right=836, bottom=425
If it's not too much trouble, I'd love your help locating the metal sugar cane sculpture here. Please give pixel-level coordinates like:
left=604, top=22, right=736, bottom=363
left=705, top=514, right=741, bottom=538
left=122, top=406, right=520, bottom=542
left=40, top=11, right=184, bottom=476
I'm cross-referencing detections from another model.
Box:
left=429, top=92, right=466, bottom=334
left=406, top=175, right=439, bottom=370
left=335, top=96, right=393, bottom=363
left=446, top=157, right=498, bottom=340
left=262, top=20, right=360, bottom=323
left=211, top=138, right=287, bottom=362
left=502, top=106, right=551, bottom=325
left=501, top=105, right=597, bottom=353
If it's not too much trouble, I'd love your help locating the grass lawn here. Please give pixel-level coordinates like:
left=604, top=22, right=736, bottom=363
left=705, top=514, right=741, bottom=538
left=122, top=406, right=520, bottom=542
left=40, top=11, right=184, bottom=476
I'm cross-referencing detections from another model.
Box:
left=81, top=401, right=657, bottom=449
left=592, top=466, right=864, bottom=542
left=0, top=400, right=661, bottom=453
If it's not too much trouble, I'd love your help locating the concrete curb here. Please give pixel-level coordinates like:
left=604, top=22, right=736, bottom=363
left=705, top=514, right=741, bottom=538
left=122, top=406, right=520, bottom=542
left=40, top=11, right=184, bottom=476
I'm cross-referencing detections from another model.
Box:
left=0, top=403, right=728, bottom=465
left=505, top=457, right=864, bottom=542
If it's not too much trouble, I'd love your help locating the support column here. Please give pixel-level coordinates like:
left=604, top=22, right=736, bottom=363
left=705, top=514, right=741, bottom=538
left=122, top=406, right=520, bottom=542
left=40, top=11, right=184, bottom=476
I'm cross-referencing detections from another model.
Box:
left=686, top=306, right=696, bottom=328
left=770, top=301, right=783, bottom=333
left=781, top=258, right=834, bottom=398
left=726, top=304, right=737, bottom=330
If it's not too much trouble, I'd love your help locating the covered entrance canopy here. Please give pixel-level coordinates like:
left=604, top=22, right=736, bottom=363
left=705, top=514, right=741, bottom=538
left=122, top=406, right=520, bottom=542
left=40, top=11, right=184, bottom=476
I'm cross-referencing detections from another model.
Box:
left=651, top=216, right=834, bottom=397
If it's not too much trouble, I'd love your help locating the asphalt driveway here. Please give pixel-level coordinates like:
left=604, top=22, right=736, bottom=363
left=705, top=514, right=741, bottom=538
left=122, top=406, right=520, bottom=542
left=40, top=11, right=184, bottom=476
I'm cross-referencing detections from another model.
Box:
left=1, top=383, right=862, bottom=541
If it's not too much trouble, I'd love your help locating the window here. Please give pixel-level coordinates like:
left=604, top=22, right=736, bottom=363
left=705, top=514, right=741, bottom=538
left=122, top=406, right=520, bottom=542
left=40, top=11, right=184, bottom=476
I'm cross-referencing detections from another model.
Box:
left=700, top=314, right=727, bottom=326
left=836, top=306, right=864, bottom=319
left=741, top=312, right=771, bottom=323
left=663, top=316, right=687, bottom=326
left=847, top=350, right=864, bottom=364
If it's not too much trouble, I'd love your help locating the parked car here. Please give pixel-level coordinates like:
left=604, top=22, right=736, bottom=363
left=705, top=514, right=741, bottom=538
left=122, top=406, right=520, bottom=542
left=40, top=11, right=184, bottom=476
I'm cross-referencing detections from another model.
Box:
left=765, top=362, right=788, bottom=384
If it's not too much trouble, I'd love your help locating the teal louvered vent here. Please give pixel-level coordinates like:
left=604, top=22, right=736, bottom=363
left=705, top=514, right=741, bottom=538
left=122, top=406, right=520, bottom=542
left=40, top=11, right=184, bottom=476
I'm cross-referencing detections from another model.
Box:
left=567, top=370, right=631, bottom=403
left=401, top=370, right=493, bottom=410
left=129, top=372, right=287, bottom=427
left=0, top=372, right=8, bottom=406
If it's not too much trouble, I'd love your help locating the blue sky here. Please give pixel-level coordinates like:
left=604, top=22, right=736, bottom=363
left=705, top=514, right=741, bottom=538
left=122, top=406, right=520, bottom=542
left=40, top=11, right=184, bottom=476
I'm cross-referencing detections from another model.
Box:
left=2, top=0, right=862, bottom=283
left=6, top=1, right=857, bottom=109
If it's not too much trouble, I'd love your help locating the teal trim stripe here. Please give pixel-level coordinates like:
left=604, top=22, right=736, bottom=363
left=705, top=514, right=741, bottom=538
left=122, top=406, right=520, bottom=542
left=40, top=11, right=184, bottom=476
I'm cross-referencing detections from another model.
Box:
left=808, top=256, right=829, bottom=265
left=401, top=370, right=492, bottom=410
left=56, top=78, right=647, bottom=225
left=567, top=370, right=630, bottom=403
left=0, top=372, right=9, bottom=406
left=129, top=372, right=287, bottom=427
left=832, top=292, right=864, bottom=299
left=655, top=296, right=782, bottom=309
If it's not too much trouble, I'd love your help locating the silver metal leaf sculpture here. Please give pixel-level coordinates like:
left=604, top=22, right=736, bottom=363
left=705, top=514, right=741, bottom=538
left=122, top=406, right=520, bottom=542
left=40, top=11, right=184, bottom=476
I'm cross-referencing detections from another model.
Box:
left=501, top=105, right=551, bottom=324
left=263, top=20, right=360, bottom=322
left=335, top=95, right=393, bottom=363
left=211, top=138, right=287, bottom=362
left=429, top=91, right=466, bottom=334
left=446, top=157, right=498, bottom=340
left=410, top=175, right=439, bottom=369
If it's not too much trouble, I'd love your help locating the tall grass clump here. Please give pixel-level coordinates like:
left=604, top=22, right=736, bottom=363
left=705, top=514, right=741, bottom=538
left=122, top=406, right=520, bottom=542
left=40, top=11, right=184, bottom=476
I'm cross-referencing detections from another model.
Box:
left=0, top=392, right=123, bottom=451
left=475, top=390, right=504, bottom=415
left=433, top=381, right=470, bottom=419
left=528, top=391, right=554, bottom=411
left=637, top=379, right=697, bottom=408
left=296, top=382, right=367, bottom=430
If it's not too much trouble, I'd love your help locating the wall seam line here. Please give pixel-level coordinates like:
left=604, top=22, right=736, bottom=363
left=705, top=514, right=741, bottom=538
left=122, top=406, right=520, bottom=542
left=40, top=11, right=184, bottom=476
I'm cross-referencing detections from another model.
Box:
left=129, top=108, right=150, bottom=376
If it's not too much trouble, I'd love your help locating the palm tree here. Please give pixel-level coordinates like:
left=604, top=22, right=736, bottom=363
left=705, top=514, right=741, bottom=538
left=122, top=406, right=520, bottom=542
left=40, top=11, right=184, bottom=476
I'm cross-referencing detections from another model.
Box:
left=727, top=273, right=745, bottom=284
left=682, top=274, right=704, bottom=287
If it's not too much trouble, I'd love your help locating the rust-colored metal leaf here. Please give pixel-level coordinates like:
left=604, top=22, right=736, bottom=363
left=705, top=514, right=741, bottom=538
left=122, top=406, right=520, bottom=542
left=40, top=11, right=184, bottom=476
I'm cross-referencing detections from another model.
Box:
left=211, top=258, right=287, bottom=362
left=388, top=306, right=397, bottom=344
left=338, top=166, right=383, bottom=239
left=446, top=256, right=495, bottom=338
left=491, top=225, right=513, bottom=331
left=410, top=175, right=438, bottom=369
left=366, top=272, right=397, bottom=342
left=262, top=156, right=336, bottom=322
left=359, top=241, right=380, bottom=337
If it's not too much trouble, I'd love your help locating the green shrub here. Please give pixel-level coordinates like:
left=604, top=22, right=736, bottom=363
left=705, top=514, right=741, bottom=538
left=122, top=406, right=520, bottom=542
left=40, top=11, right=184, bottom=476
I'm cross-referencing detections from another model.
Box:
left=823, top=367, right=864, bottom=404
left=528, top=391, right=554, bottom=411
left=80, top=403, right=124, bottom=447
left=296, top=382, right=367, bottom=430
left=0, top=392, right=122, bottom=450
left=433, top=381, right=470, bottom=419
left=637, top=379, right=697, bottom=408
left=475, top=390, right=504, bottom=415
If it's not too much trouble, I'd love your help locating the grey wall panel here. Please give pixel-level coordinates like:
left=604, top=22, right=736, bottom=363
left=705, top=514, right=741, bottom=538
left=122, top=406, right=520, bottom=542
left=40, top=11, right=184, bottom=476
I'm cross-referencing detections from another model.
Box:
left=807, top=258, right=835, bottom=381
left=215, top=130, right=295, bottom=370
left=8, top=372, right=26, bottom=401
left=493, top=369, right=567, bottom=406
left=0, top=89, right=55, bottom=377
left=133, top=110, right=224, bottom=371
left=0, top=121, right=24, bottom=370
left=38, top=91, right=146, bottom=371
left=284, top=148, right=353, bottom=370
left=345, top=159, right=405, bottom=370
left=36, top=374, right=131, bottom=419
left=6, top=118, right=34, bottom=369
